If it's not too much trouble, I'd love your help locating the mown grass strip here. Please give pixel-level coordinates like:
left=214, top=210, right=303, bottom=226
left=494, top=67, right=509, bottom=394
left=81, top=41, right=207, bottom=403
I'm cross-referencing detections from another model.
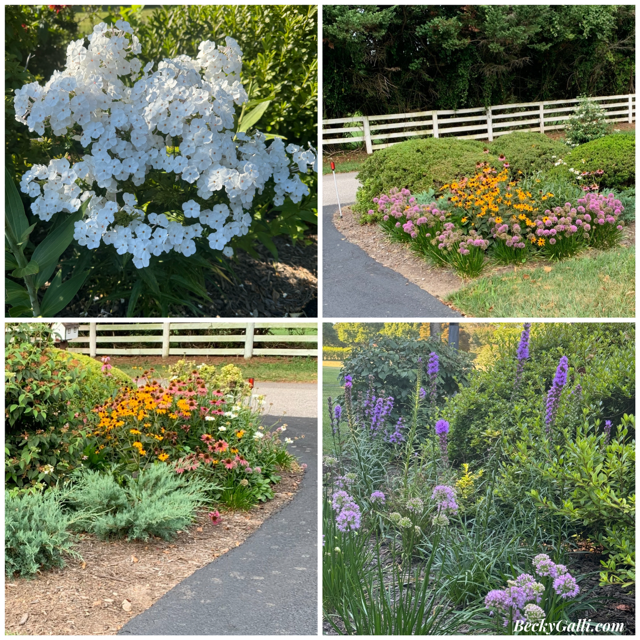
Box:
left=447, top=246, right=635, bottom=318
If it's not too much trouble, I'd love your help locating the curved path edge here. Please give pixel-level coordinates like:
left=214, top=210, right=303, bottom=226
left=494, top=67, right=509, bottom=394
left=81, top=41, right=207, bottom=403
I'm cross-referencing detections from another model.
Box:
left=119, top=414, right=317, bottom=636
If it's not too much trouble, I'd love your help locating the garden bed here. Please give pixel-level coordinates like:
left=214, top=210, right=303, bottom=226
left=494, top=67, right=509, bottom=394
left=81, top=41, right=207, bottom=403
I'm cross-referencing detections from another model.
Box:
left=334, top=206, right=634, bottom=317
left=5, top=468, right=303, bottom=636
left=64, top=235, right=318, bottom=319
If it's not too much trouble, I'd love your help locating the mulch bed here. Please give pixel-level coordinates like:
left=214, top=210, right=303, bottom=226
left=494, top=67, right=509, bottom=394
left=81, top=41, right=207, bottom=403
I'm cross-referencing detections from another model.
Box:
left=5, top=469, right=304, bottom=636
left=62, top=235, right=317, bottom=319
left=334, top=206, right=635, bottom=308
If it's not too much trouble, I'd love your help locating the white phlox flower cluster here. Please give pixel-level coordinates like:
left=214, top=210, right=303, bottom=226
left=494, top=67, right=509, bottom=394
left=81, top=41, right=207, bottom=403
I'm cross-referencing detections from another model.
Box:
left=15, top=20, right=317, bottom=269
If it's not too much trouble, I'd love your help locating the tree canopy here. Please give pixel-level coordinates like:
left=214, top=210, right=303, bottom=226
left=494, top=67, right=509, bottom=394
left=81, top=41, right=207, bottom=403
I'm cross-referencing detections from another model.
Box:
left=323, top=5, right=635, bottom=118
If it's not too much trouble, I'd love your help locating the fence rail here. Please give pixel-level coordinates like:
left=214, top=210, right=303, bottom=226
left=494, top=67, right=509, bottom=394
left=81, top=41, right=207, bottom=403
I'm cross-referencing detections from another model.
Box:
left=323, top=94, right=636, bottom=154
left=65, top=322, right=318, bottom=359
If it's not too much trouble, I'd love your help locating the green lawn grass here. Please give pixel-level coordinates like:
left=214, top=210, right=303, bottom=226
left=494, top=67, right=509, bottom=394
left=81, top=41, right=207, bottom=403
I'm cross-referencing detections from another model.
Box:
left=322, top=160, right=366, bottom=175
left=448, top=246, right=635, bottom=318
left=115, top=357, right=317, bottom=383
left=323, top=364, right=343, bottom=453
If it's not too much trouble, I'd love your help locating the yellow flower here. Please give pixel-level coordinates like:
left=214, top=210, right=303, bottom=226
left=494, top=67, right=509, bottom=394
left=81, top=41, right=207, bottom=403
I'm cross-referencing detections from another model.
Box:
left=537, top=237, right=545, bottom=246
left=130, top=429, right=141, bottom=435
left=169, top=413, right=178, bottom=420
left=231, top=447, right=239, bottom=454
left=461, top=217, right=468, bottom=224
left=158, top=453, right=169, bottom=462
left=236, top=430, right=246, bottom=438
left=494, top=217, right=502, bottom=224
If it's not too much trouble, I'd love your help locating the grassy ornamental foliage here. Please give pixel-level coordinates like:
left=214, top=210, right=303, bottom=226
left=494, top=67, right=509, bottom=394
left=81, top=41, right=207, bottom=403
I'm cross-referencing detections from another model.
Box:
left=550, top=133, right=635, bottom=190
left=354, top=138, right=499, bottom=218
left=488, top=133, right=568, bottom=175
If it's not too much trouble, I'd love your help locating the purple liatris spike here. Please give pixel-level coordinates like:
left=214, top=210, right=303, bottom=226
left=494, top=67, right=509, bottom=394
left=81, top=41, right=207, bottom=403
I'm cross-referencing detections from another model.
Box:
left=515, top=323, right=531, bottom=385
left=604, top=420, right=612, bottom=445
left=435, top=419, right=450, bottom=467
left=545, top=356, right=568, bottom=436
left=419, top=387, right=426, bottom=400
left=344, top=374, right=353, bottom=389
left=427, top=352, right=439, bottom=406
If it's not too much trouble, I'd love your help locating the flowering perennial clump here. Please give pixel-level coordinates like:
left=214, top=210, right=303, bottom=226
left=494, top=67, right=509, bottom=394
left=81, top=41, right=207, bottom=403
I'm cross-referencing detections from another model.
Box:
left=15, top=21, right=316, bottom=268
left=431, top=485, right=458, bottom=515
left=545, top=356, right=569, bottom=435
left=331, top=490, right=361, bottom=533
left=485, top=556, right=580, bottom=627
left=435, top=419, right=450, bottom=467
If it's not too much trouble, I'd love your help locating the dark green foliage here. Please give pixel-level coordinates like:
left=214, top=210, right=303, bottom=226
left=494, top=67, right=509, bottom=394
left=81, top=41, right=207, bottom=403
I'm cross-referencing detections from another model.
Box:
left=444, top=323, right=635, bottom=466
left=324, top=5, right=635, bottom=118
left=551, top=134, right=635, bottom=190
left=488, top=133, right=568, bottom=176
left=341, top=336, right=473, bottom=421
left=69, top=465, right=208, bottom=541
left=5, top=5, right=78, bottom=183
left=4, top=323, right=133, bottom=489
left=5, top=488, right=79, bottom=577
left=354, top=138, right=498, bottom=217
left=134, top=5, right=317, bottom=147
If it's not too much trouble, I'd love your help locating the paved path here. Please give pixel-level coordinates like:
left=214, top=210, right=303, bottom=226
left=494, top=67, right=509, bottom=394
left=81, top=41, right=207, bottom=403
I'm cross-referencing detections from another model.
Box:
left=323, top=172, right=461, bottom=318
left=119, top=384, right=317, bottom=636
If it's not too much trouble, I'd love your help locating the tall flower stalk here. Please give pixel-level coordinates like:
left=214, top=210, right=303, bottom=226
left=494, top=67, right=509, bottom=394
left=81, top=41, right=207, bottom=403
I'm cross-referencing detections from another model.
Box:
left=427, top=352, right=439, bottom=407
left=514, top=323, right=531, bottom=390
left=545, top=356, right=569, bottom=437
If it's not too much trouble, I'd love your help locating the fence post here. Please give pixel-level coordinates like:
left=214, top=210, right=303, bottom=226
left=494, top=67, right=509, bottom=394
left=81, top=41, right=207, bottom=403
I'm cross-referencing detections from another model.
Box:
left=448, top=323, right=460, bottom=350
left=162, top=322, right=171, bottom=358
left=432, top=111, right=439, bottom=138
left=486, top=107, right=493, bottom=142
left=90, top=322, right=97, bottom=358
left=244, top=323, right=255, bottom=359
left=362, top=116, right=373, bottom=154
left=539, top=103, right=545, bottom=134
left=629, top=95, right=633, bottom=123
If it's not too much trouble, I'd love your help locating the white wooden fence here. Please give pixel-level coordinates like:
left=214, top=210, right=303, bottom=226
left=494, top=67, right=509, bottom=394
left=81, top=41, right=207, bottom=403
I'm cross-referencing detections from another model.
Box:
left=323, top=94, right=636, bottom=154
left=66, top=322, right=318, bottom=358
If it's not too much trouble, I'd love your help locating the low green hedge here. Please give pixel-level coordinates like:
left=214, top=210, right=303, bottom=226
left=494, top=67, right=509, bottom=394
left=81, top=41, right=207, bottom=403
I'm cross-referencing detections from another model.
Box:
left=488, top=132, right=567, bottom=175
left=550, top=133, right=635, bottom=190
left=323, top=346, right=351, bottom=361
left=354, top=138, right=499, bottom=218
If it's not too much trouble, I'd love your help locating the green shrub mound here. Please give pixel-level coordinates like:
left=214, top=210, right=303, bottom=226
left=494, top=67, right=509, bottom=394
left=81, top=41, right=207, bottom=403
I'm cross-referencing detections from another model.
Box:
left=443, top=323, right=635, bottom=466
left=551, top=133, right=635, bottom=190
left=354, top=138, right=499, bottom=218
left=5, top=489, right=78, bottom=577
left=5, top=324, right=134, bottom=490
left=488, top=132, right=567, bottom=175
left=55, top=350, right=134, bottom=407
left=341, top=336, right=474, bottom=422
left=70, top=465, right=208, bottom=541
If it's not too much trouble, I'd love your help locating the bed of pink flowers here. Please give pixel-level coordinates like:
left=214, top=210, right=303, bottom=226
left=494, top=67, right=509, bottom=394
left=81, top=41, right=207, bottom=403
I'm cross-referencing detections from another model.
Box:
left=368, top=184, right=625, bottom=277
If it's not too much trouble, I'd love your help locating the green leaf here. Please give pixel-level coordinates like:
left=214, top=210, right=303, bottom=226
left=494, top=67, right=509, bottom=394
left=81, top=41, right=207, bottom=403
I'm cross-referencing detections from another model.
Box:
left=238, top=100, right=272, bottom=133
left=5, top=168, right=29, bottom=243
left=5, top=251, right=19, bottom=270
left=18, top=223, right=37, bottom=245
left=12, top=260, right=39, bottom=278
left=8, top=305, right=34, bottom=317
left=32, top=206, right=87, bottom=286
left=126, top=279, right=143, bottom=317
left=5, top=278, right=31, bottom=306
left=257, top=232, right=279, bottom=260
left=39, top=270, right=89, bottom=317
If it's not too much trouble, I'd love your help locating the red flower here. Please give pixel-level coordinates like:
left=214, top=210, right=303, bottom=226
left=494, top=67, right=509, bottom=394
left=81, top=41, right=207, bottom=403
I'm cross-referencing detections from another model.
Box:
left=208, top=511, right=221, bottom=525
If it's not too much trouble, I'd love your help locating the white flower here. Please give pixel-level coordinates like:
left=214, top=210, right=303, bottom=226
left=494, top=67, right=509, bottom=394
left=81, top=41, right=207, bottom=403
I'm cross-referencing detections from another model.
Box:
left=13, top=20, right=317, bottom=269
left=285, top=437, right=293, bottom=444
left=253, top=432, right=264, bottom=439
left=205, top=416, right=215, bottom=421
left=218, top=426, right=227, bottom=432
